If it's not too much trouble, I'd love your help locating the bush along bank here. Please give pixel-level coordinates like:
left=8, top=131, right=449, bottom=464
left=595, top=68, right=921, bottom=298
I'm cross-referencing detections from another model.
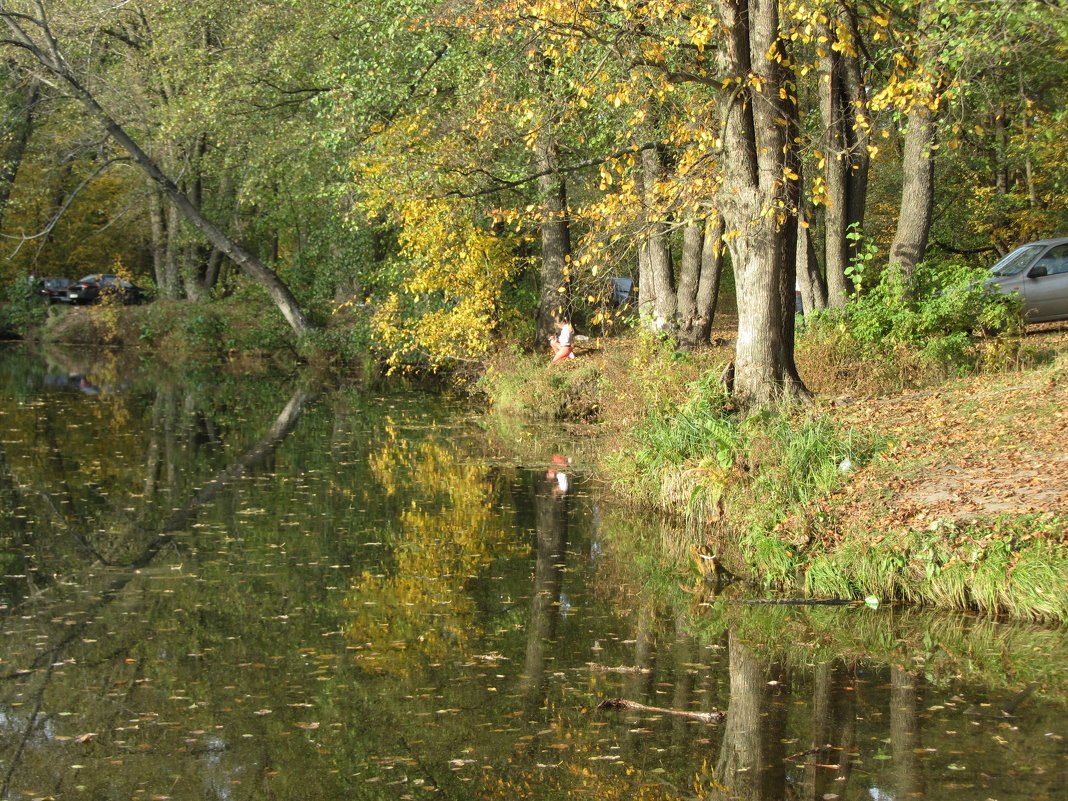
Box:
left=606, top=354, right=1068, bottom=623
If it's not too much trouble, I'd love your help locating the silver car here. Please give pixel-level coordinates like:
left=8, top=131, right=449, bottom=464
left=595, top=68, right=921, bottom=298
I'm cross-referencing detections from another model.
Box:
left=985, top=237, right=1068, bottom=323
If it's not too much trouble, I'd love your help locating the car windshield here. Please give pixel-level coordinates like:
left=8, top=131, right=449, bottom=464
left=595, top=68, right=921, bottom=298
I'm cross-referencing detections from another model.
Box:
left=989, top=245, right=1043, bottom=277
left=77, top=275, right=100, bottom=284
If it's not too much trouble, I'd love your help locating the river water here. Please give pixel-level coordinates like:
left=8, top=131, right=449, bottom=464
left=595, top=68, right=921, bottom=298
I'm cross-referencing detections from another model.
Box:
left=0, top=344, right=1064, bottom=800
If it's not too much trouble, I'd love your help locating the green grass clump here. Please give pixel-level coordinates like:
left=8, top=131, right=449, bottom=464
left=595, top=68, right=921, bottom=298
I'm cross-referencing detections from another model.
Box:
left=479, top=350, right=603, bottom=421
left=796, top=515, right=1068, bottom=622
left=609, top=368, right=877, bottom=529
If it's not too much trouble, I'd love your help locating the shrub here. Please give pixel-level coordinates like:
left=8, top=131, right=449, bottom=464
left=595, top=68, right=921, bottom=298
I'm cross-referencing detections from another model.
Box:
left=0, top=275, right=46, bottom=336
left=806, top=259, right=1023, bottom=374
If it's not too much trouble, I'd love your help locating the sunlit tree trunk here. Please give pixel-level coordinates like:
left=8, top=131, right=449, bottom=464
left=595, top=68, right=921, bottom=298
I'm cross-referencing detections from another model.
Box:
left=677, top=215, right=724, bottom=349
left=715, top=0, right=808, bottom=405
left=818, top=6, right=870, bottom=307
left=818, top=17, right=851, bottom=308
left=888, top=2, right=937, bottom=282
left=797, top=199, right=828, bottom=314
left=889, top=100, right=936, bottom=280
left=639, top=144, right=676, bottom=332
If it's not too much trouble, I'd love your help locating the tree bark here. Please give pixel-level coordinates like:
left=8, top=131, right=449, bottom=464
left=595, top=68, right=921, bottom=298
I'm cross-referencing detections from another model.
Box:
left=0, top=6, right=312, bottom=336
left=677, top=215, right=725, bottom=349
left=839, top=6, right=871, bottom=267
left=676, top=219, right=703, bottom=340
left=797, top=200, right=827, bottom=313
left=714, top=0, right=808, bottom=406
left=639, top=144, right=676, bottom=332
left=533, top=127, right=572, bottom=346
left=818, top=17, right=852, bottom=308
left=888, top=100, right=936, bottom=281
left=818, top=6, right=871, bottom=307
left=694, top=214, right=725, bottom=341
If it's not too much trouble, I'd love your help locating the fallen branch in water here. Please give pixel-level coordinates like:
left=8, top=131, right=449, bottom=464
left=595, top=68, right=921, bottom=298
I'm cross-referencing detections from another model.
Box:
left=586, top=663, right=652, bottom=674
left=595, top=698, right=725, bottom=723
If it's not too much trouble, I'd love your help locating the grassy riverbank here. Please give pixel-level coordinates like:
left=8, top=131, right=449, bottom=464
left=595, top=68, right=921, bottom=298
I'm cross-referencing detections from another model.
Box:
left=481, top=320, right=1068, bottom=623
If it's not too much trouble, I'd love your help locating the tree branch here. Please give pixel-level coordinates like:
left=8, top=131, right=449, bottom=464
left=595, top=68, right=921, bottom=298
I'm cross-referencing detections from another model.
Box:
left=440, top=141, right=662, bottom=200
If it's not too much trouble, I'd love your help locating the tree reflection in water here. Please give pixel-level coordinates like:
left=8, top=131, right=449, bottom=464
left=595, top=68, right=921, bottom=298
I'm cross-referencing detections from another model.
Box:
left=0, top=348, right=1063, bottom=801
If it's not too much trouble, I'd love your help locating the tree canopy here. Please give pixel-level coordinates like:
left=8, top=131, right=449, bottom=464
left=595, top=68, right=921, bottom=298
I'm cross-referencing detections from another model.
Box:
left=0, top=0, right=1065, bottom=398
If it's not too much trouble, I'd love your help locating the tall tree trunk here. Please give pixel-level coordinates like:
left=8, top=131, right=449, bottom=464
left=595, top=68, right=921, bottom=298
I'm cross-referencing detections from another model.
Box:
left=715, top=0, right=808, bottom=406
left=0, top=7, right=312, bottom=336
left=674, top=217, right=726, bottom=350
left=840, top=5, right=871, bottom=267
left=819, top=7, right=871, bottom=307
left=676, top=219, right=703, bottom=341
left=818, top=17, right=851, bottom=308
left=695, top=214, right=725, bottom=341
left=147, top=186, right=169, bottom=295
left=888, top=1, right=937, bottom=282
left=533, top=128, right=572, bottom=345
left=888, top=101, right=936, bottom=280
left=797, top=200, right=827, bottom=313
left=0, top=76, right=38, bottom=232
left=678, top=216, right=725, bottom=349
left=640, top=144, right=676, bottom=332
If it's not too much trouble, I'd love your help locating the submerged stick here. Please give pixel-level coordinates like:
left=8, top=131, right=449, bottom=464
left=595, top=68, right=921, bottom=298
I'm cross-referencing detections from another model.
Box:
left=596, top=698, right=725, bottom=723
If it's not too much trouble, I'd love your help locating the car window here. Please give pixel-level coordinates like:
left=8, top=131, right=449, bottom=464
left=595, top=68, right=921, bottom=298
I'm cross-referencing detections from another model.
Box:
left=78, top=275, right=99, bottom=283
left=1034, top=244, right=1068, bottom=276
left=990, top=245, right=1043, bottom=277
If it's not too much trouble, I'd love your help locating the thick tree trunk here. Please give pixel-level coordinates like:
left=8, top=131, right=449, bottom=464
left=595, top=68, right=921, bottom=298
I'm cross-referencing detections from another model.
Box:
left=534, top=129, right=572, bottom=345
left=676, top=220, right=703, bottom=340
left=715, top=0, right=808, bottom=406
left=0, top=9, right=312, bottom=336
left=889, top=102, right=936, bottom=280
left=639, top=144, right=676, bottom=332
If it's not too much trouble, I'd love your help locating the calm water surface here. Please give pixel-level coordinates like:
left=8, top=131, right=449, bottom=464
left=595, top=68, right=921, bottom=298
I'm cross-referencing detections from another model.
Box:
left=0, top=344, right=1064, bottom=800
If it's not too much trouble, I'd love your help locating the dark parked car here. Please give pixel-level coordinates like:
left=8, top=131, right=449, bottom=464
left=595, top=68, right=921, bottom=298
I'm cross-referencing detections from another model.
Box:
left=36, top=276, right=73, bottom=303
left=66, top=274, right=150, bottom=305
left=985, top=237, right=1068, bottom=323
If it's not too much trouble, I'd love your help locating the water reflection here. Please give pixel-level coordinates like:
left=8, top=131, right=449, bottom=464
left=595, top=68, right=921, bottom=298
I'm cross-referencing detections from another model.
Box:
left=0, top=344, right=1064, bottom=800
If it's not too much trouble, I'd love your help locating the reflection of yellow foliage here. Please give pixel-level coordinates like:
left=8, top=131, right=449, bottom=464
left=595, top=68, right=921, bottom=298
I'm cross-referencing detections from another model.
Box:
left=345, top=424, right=523, bottom=675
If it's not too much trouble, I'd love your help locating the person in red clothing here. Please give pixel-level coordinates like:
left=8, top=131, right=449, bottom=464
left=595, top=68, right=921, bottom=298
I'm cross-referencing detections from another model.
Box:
left=548, top=319, right=574, bottom=362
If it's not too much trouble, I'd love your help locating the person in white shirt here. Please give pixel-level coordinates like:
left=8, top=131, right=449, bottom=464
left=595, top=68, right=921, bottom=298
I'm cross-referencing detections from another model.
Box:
left=548, top=319, right=575, bottom=362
